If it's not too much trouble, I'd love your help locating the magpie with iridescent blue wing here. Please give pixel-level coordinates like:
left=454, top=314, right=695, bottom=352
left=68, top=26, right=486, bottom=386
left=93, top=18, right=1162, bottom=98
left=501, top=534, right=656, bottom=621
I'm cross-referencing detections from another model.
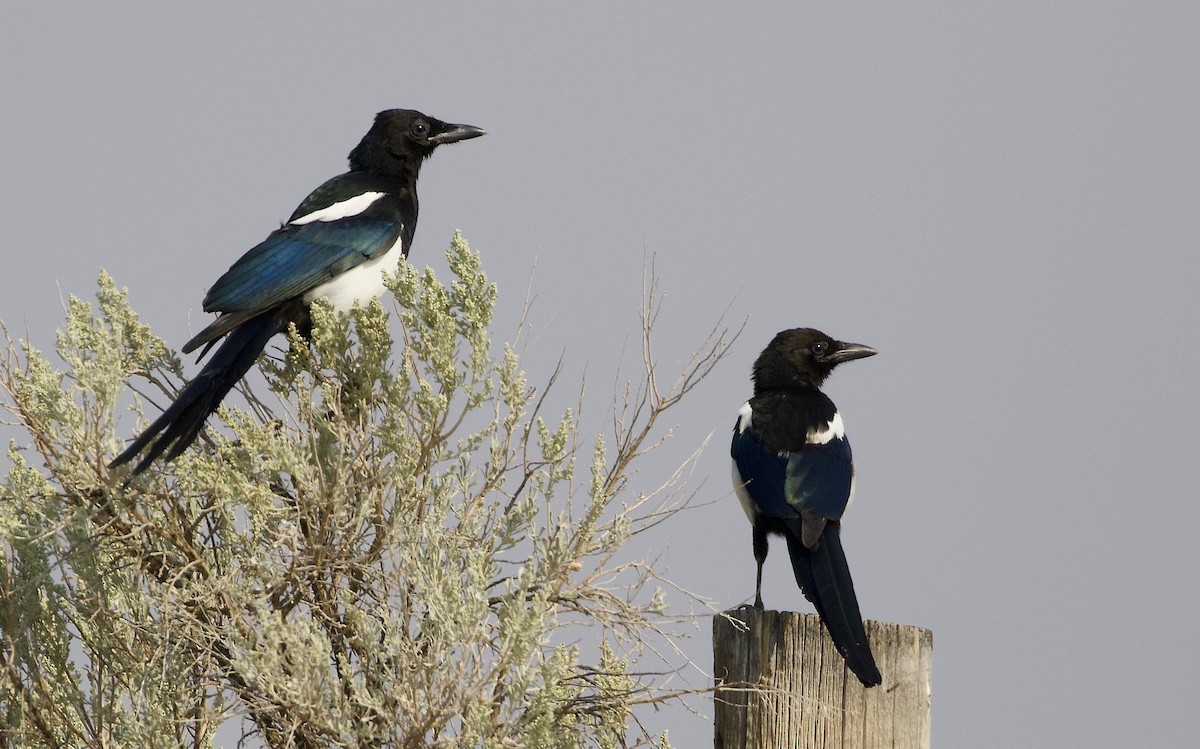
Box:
left=110, top=109, right=485, bottom=476
left=731, top=328, right=882, bottom=687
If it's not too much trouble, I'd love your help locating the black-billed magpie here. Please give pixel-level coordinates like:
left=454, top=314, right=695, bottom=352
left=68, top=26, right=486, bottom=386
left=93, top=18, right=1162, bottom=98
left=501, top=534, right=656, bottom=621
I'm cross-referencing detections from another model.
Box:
left=111, top=109, right=485, bottom=476
left=730, top=328, right=882, bottom=687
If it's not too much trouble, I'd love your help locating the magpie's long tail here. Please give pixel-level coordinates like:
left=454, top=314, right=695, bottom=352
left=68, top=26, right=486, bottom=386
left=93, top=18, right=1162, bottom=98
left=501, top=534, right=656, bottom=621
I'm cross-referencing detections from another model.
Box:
left=110, top=307, right=293, bottom=477
left=785, top=523, right=882, bottom=687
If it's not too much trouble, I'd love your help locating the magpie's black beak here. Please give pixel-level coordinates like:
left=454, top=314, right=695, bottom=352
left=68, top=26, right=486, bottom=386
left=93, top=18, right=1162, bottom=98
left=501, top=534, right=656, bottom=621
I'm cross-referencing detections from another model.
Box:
left=826, top=342, right=877, bottom=364
left=430, top=123, right=487, bottom=144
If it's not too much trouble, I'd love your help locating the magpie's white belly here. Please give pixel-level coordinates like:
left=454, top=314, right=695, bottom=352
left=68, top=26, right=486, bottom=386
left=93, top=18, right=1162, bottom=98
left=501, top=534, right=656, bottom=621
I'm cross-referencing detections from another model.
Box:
left=731, top=461, right=758, bottom=523
left=303, top=238, right=404, bottom=312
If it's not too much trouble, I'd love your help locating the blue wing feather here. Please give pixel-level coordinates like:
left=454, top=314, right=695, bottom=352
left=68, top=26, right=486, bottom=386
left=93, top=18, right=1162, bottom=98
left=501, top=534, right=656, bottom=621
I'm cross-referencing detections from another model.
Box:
left=202, top=217, right=402, bottom=313
left=785, top=437, right=853, bottom=521
left=732, top=427, right=790, bottom=517
left=731, top=407, right=854, bottom=522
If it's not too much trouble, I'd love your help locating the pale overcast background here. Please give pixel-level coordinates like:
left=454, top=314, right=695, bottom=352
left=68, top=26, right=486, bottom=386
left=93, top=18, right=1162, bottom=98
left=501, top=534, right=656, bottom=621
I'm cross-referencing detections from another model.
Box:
left=3, top=4, right=1199, bottom=747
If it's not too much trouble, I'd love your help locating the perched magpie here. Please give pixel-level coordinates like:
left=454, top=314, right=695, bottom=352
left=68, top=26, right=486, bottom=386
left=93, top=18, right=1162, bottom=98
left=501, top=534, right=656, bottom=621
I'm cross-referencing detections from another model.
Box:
left=730, top=328, right=882, bottom=687
left=111, top=109, right=485, bottom=476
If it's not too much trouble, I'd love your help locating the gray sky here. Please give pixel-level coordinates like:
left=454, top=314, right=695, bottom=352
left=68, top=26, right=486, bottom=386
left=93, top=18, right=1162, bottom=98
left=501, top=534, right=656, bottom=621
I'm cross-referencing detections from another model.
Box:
left=4, top=3, right=1199, bottom=746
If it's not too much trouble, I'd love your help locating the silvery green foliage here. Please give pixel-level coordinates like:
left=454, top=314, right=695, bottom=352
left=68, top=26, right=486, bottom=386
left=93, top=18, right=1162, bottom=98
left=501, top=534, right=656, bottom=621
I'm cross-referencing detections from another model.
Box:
left=1, top=233, right=727, bottom=748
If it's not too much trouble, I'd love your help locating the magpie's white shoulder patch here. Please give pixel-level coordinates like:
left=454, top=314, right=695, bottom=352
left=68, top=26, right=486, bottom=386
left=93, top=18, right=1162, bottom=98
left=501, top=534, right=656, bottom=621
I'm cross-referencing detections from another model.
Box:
left=735, top=402, right=753, bottom=433
left=807, top=411, right=845, bottom=445
left=290, top=192, right=387, bottom=225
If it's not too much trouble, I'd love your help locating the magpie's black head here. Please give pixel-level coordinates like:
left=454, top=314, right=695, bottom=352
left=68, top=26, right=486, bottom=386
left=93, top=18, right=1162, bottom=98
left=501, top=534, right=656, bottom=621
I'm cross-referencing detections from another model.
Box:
left=349, top=109, right=486, bottom=175
left=752, top=328, right=876, bottom=392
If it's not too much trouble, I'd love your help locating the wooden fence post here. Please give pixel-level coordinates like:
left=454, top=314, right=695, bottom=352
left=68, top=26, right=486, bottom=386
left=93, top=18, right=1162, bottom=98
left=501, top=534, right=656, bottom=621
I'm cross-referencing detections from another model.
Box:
left=713, top=606, right=932, bottom=749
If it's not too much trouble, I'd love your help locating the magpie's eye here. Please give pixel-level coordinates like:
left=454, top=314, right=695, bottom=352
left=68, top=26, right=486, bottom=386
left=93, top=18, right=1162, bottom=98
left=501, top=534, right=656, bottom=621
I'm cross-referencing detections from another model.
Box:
left=410, top=121, right=429, bottom=137
left=810, top=341, right=828, bottom=356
